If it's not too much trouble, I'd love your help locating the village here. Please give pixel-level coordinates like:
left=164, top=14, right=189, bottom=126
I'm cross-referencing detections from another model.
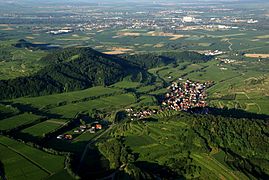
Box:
left=125, top=108, right=158, bottom=120
left=162, top=79, right=210, bottom=111
left=57, top=121, right=103, bottom=140
left=126, top=79, right=212, bottom=120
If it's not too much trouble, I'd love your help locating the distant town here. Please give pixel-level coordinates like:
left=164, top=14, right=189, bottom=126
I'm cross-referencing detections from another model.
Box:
left=0, top=1, right=265, bottom=36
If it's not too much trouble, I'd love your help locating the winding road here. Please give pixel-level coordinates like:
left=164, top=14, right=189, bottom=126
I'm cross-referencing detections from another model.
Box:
left=226, top=39, right=233, bottom=51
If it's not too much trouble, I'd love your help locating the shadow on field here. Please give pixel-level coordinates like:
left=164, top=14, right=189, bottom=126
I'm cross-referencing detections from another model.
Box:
left=190, top=107, right=269, bottom=120
left=77, top=146, right=112, bottom=179
left=0, top=161, right=6, bottom=180
left=143, top=117, right=158, bottom=122
left=135, top=161, right=179, bottom=179
left=1, top=102, right=62, bottom=119
left=208, top=107, right=269, bottom=120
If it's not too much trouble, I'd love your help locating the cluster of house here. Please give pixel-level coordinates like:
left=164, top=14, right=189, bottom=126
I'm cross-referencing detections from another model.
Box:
left=162, top=79, right=210, bottom=111
left=125, top=79, right=211, bottom=120
left=47, top=29, right=73, bottom=35
left=125, top=108, right=158, bottom=120
left=204, top=50, right=224, bottom=56
left=57, top=134, right=73, bottom=140
left=57, top=121, right=103, bottom=140
left=219, top=58, right=236, bottom=64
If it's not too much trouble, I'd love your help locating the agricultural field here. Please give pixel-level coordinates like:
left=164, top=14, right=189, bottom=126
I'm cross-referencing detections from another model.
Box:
left=0, top=136, right=67, bottom=179
left=2, top=25, right=268, bottom=57
left=0, top=143, right=48, bottom=180
left=244, top=54, right=269, bottom=58
left=21, top=119, right=68, bottom=138
left=0, top=113, right=42, bottom=131
left=48, top=93, right=137, bottom=118
left=10, top=86, right=123, bottom=109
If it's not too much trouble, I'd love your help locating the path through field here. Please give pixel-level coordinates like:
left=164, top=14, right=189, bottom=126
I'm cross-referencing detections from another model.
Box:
left=46, top=120, right=67, bottom=125
left=235, top=92, right=261, bottom=113
left=192, top=153, right=239, bottom=180
left=77, top=124, right=114, bottom=172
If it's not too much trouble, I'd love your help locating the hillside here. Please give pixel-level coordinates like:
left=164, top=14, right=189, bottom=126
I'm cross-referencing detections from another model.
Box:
left=120, top=51, right=212, bottom=69
left=95, top=112, right=269, bottom=179
left=0, top=47, right=212, bottom=100
left=0, top=47, right=150, bottom=100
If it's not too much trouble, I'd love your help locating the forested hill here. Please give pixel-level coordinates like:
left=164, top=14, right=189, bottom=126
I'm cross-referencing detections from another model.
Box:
left=0, top=47, right=211, bottom=100
left=120, top=51, right=212, bottom=69
left=0, top=47, right=150, bottom=100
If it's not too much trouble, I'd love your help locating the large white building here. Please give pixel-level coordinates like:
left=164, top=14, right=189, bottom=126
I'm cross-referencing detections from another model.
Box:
left=182, top=16, right=196, bottom=23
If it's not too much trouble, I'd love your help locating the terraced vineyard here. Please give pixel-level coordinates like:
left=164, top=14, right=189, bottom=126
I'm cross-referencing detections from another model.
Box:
left=100, top=112, right=268, bottom=179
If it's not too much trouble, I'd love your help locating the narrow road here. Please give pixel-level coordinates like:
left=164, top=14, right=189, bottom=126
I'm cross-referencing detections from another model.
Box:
left=227, top=39, right=233, bottom=51
left=77, top=124, right=114, bottom=172
left=192, top=153, right=239, bottom=180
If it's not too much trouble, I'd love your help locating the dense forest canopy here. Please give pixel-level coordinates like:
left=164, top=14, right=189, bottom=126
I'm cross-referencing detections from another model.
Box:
left=120, top=51, right=212, bottom=69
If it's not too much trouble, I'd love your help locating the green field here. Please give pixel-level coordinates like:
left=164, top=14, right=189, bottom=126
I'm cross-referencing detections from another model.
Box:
left=111, top=80, right=141, bottom=89
left=191, top=153, right=242, bottom=179
left=147, top=57, right=269, bottom=115
left=49, top=93, right=137, bottom=118
left=21, top=119, right=67, bottom=138
left=11, top=86, right=123, bottom=109
left=0, top=113, right=42, bottom=131
left=0, top=143, right=49, bottom=180
left=0, top=136, right=66, bottom=179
